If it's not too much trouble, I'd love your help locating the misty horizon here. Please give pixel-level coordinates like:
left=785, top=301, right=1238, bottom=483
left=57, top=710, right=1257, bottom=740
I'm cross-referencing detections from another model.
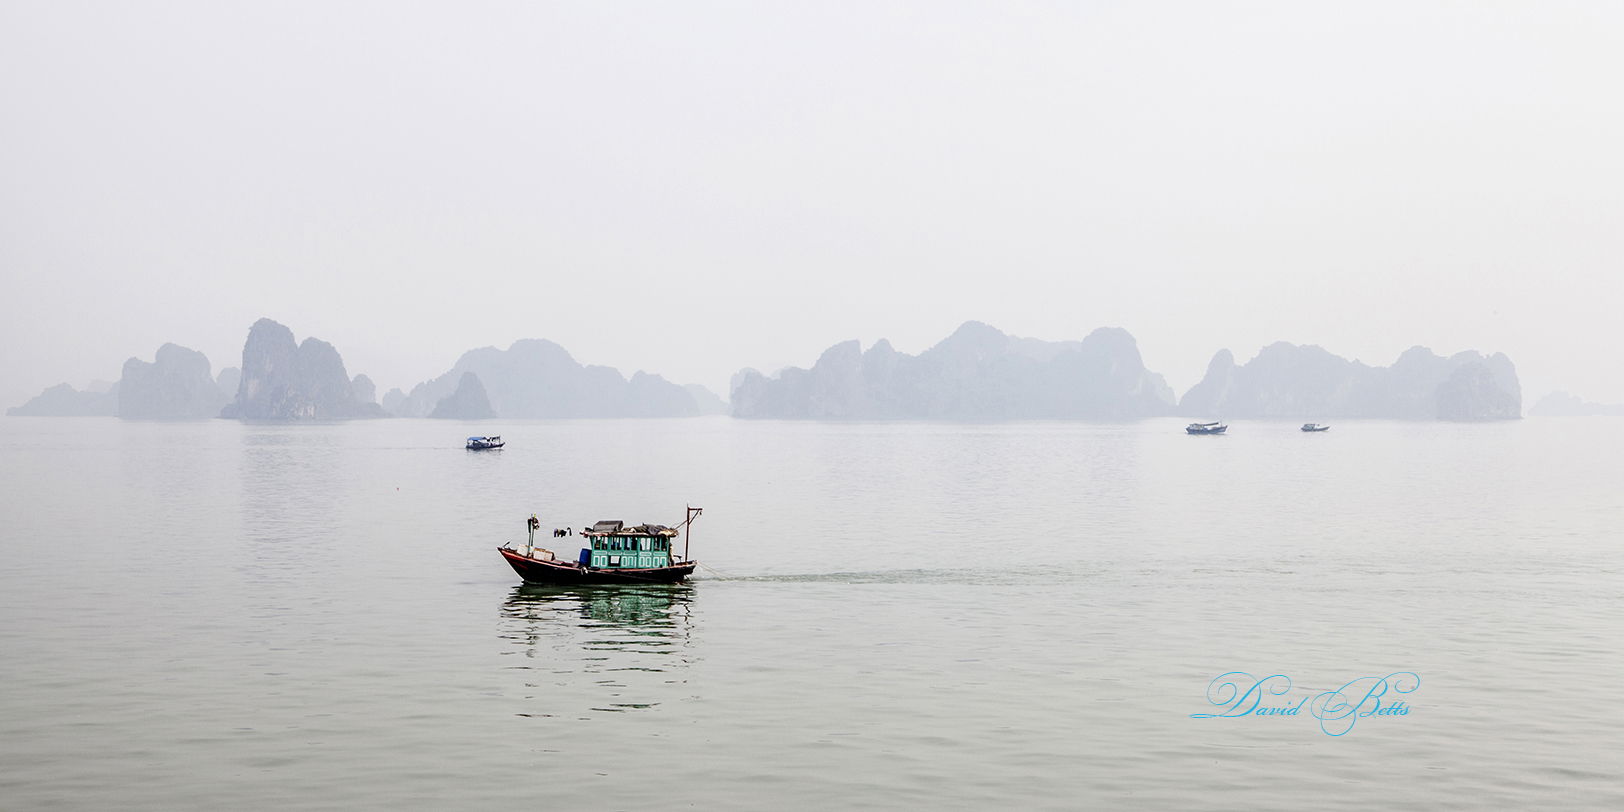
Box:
left=3, top=314, right=1544, bottom=412
left=5, top=3, right=1622, bottom=407
left=5, top=5, right=1623, bottom=808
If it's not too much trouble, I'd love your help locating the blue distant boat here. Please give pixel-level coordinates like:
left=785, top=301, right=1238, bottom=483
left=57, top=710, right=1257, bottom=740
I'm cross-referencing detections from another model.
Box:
left=466, top=435, right=504, bottom=450
left=1186, top=421, right=1227, bottom=435
left=1301, top=423, right=1330, bottom=432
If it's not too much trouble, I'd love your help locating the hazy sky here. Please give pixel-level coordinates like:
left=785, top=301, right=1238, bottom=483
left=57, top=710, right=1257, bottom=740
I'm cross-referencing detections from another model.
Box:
left=4, top=2, right=1622, bottom=407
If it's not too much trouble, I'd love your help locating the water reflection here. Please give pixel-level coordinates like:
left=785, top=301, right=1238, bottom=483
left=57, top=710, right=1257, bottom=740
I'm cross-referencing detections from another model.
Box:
left=236, top=427, right=347, bottom=585
left=498, top=584, right=696, bottom=715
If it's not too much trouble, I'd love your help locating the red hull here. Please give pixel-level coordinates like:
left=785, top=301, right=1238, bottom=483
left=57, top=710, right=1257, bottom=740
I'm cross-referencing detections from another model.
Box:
left=498, top=547, right=696, bottom=584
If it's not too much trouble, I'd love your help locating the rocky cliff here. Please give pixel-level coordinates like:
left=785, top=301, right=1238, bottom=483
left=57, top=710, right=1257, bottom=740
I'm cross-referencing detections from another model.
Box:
left=351, top=374, right=377, bottom=406
left=118, top=343, right=226, bottom=419
left=216, top=367, right=241, bottom=402
left=429, top=372, right=497, bottom=419
left=220, top=318, right=384, bottom=419
left=731, top=321, right=1176, bottom=420
left=7, top=382, right=119, bottom=416
left=396, top=339, right=718, bottom=418
left=1178, top=343, right=1521, bottom=420
left=381, top=388, right=407, bottom=415
left=1528, top=392, right=1624, bottom=417
left=685, top=384, right=729, bottom=415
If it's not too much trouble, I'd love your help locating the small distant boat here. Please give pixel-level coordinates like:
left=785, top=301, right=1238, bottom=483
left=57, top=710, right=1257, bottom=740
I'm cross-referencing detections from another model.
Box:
left=1300, top=423, right=1330, bottom=432
left=499, top=507, right=703, bottom=585
left=466, top=435, right=504, bottom=450
left=1186, top=421, right=1227, bottom=435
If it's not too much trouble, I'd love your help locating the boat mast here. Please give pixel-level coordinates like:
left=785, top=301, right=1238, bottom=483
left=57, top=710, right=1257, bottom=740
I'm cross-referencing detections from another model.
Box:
left=683, top=504, right=702, bottom=562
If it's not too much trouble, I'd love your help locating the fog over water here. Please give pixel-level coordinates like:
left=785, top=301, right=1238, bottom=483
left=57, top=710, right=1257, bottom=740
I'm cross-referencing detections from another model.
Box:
left=3, top=416, right=1623, bottom=809
left=3, top=3, right=1623, bottom=406
left=5, top=7, right=1623, bottom=807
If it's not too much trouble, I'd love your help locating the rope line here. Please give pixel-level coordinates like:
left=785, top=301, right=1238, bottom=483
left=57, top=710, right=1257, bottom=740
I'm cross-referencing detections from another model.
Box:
left=697, top=562, right=733, bottom=579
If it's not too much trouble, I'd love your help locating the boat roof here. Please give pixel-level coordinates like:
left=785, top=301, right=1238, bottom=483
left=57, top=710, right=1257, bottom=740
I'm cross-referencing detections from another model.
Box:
left=582, top=520, right=678, bottom=538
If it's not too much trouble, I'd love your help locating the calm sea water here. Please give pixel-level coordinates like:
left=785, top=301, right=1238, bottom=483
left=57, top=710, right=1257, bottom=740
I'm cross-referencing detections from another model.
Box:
left=1, top=416, right=1621, bottom=810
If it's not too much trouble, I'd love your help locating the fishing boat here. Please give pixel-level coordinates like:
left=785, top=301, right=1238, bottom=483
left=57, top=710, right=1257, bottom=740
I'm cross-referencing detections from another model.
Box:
left=466, top=435, right=504, bottom=450
left=1301, top=423, right=1330, bottom=432
left=499, top=507, right=702, bottom=585
left=1186, top=421, right=1228, bottom=435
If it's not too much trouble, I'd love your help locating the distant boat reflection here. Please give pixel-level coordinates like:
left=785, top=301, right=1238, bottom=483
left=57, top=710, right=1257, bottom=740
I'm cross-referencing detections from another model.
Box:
left=498, top=584, right=696, bottom=716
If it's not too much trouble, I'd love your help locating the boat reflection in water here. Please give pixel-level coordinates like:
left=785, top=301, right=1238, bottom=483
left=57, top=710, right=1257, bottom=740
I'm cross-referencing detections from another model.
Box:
left=498, top=584, right=696, bottom=716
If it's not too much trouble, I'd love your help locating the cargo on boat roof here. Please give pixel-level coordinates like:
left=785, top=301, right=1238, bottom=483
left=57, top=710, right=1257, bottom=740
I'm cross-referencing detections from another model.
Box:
left=583, top=519, right=679, bottom=538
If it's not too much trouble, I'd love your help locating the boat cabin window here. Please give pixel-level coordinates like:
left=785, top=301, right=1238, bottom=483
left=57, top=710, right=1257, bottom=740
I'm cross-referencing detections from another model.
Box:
left=584, top=533, right=675, bottom=569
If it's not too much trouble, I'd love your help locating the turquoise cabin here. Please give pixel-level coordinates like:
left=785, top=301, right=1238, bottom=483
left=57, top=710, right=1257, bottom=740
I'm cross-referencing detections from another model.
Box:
left=583, top=520, right=678, bottom=569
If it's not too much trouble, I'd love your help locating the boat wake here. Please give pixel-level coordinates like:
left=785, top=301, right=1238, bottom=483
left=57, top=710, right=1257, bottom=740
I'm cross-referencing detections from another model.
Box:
left=695, top=565, right=1093, bottom=586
